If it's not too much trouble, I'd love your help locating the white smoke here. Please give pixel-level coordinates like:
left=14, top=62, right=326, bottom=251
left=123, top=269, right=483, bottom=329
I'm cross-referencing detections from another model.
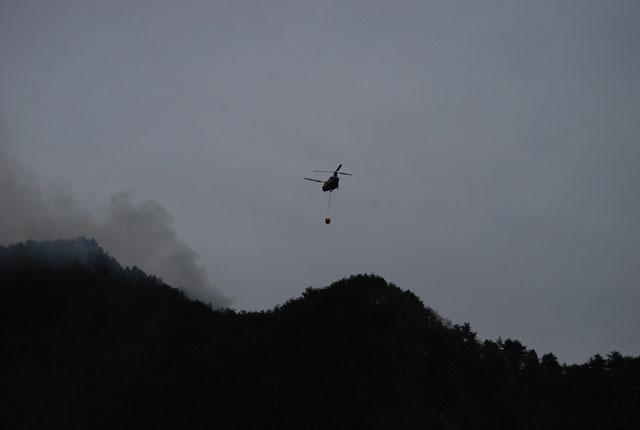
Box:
left=0, top=122, right=231, bottom=307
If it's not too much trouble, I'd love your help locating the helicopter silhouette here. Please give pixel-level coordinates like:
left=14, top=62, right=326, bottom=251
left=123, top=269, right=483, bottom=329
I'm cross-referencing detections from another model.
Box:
left=304, top=164, right=352, bottom=192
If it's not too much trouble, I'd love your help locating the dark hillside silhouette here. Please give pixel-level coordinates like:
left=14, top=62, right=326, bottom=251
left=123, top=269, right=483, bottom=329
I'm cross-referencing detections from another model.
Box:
left=1, top=238, right=639, bottom=429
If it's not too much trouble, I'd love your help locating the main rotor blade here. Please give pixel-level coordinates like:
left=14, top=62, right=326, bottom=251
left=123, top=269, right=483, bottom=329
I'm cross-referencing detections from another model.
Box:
left=304, top=177, right=324, bottom=183
left=336, top=164, right=342, bottom=172
left=313, top=170, right=352, bottom=176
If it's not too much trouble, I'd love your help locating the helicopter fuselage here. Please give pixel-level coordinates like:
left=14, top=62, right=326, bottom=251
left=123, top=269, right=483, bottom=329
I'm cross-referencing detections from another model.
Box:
left=322, top=175, right=339, bottom=192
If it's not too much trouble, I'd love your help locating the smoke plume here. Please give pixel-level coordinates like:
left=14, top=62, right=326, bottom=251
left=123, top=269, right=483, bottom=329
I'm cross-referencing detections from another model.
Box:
left=0, top=123, right=231, bottom=307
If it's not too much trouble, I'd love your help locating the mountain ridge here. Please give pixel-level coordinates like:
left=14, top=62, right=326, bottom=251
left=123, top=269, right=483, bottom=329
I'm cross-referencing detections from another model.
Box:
left=1, top=238, right=638, bottom=429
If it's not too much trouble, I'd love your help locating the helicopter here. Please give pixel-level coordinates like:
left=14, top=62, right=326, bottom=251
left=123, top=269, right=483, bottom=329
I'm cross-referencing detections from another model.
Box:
left=304, top=164, right=352, bottom=192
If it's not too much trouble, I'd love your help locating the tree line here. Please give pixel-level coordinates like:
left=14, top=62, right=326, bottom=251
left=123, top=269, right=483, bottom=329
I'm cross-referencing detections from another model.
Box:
left=1, top=238, right=638, bottom=429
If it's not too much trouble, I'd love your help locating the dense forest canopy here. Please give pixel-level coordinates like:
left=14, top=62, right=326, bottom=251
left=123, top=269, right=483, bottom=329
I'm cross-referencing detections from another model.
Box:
left=1, top=238, right=639, bottom=429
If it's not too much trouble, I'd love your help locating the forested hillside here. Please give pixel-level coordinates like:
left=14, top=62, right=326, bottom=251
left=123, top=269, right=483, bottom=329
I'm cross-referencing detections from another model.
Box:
left=1, top=238, right=638, bottom=429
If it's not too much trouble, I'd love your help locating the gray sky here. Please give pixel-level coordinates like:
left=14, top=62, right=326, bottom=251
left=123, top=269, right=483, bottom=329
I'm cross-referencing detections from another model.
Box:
left=1, top=0, right=639, bottom=363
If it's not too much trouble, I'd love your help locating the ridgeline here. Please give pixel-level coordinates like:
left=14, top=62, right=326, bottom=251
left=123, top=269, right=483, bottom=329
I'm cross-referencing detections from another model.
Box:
left=1, top=238, right=638, bottom=429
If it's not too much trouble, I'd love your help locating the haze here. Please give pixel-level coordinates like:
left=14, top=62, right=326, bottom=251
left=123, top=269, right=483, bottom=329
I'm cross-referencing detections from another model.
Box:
left=1, top=0, right=639, bottom=363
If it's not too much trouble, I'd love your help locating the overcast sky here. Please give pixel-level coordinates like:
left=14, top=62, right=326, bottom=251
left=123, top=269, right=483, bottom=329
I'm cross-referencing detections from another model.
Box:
left=2, top=0, right=639, bottom=363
